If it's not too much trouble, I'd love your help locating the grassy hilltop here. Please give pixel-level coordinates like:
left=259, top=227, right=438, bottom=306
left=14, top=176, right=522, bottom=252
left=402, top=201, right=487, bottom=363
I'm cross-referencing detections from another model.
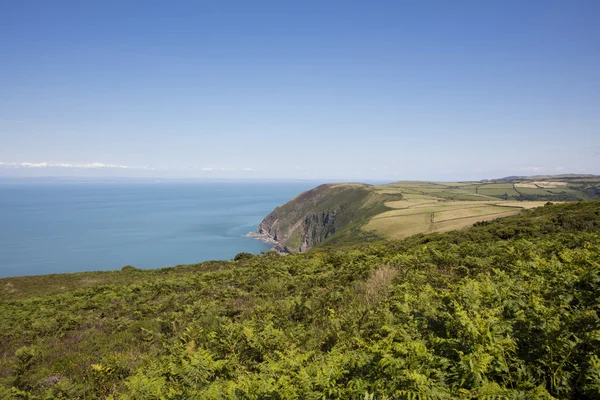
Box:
left=1, top=201, right=600, bottom=398
left=255, top=175, right=600, bottom=253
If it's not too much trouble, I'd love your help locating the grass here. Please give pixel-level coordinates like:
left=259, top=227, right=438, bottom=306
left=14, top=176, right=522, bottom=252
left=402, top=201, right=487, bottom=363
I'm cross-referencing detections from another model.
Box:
left=0, top=262, right=233, bottom=302
left=496, top=201, right=550, bottom=209
left=378, top=179, right=600, bottom=202
left=257, top=178, right=600, bottom=252
left=569, top=177, right=600, bottom=183
left=516, top=187, right=554, bottom=195
left=1, top=200, right=600, bottom=398
left=383, top=197, right=443, bottom=207
left=355, top=179, right=593, bottom=240
left=428, top=191, right=491, bottom=200
left=477, top=183, right=520, bottom=197
left=260, top=183, right=403, bottom=252
left=376, top=182, right=506, bottom=201
left=546, top=188, right=588, bottom=198
left=363, top=200, right=537, bottom=239
left=433, top=205, right=515, bottom=222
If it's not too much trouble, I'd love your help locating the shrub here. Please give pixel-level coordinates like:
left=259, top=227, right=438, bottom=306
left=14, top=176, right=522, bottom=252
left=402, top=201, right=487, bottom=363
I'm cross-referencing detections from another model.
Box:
left=233, top=252, right=254, bottom=261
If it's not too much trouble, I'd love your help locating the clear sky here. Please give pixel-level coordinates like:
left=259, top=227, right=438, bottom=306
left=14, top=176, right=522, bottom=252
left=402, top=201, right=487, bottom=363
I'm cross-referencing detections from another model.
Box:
left=1, top=0, right=599, bottom=181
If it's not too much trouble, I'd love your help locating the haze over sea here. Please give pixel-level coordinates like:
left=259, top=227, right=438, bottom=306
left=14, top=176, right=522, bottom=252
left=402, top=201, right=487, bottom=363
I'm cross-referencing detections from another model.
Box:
left=0, top=181, right=319, bottom=278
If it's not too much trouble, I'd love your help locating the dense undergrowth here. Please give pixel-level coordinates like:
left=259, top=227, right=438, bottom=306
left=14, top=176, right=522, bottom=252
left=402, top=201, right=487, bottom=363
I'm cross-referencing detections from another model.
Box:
left=1, top=201, right=599, bottom=399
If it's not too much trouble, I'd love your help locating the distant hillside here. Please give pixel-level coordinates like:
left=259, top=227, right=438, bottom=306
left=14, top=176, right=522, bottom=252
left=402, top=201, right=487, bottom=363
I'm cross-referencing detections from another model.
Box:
left=496, top=173, right=599, bottom=181
left=254, top=176, right=600, bottom=253
left=254, top=183, right=402, bottom=252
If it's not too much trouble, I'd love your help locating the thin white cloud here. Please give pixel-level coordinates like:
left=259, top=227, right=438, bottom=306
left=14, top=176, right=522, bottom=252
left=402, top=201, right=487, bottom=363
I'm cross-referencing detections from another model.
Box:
left=20, top=162, right=49, bottom=168
left=201, top=167, right=213, bottom=171
left=0, top=162, right=152, bottom=170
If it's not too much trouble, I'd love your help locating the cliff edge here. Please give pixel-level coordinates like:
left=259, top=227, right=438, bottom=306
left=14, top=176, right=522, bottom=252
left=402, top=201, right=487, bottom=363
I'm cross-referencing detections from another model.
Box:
left=253, top=183, right=402, bottom=253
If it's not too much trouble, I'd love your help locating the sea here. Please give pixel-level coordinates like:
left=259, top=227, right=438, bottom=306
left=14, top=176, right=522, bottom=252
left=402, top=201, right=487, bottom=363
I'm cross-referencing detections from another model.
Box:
left=0, top=180, right=319, bottom=278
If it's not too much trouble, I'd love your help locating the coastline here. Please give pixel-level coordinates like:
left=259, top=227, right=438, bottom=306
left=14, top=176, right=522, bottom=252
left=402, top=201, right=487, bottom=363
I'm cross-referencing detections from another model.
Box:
left=245, top=231, right=289, bottom=254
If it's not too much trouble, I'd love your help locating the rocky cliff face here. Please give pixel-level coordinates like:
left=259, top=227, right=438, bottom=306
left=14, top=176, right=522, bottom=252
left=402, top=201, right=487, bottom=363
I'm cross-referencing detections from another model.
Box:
left=258, top=210, right=337, bottom=252
left=255, top=184, right=402, bottom=253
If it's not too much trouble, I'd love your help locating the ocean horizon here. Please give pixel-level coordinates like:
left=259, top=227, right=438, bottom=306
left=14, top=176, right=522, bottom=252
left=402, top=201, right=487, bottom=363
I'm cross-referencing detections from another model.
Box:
left=0, top=180, right=320, bottom=278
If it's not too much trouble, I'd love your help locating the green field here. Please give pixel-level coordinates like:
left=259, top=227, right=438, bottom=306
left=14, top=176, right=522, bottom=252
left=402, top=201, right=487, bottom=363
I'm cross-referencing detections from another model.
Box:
left=477, top=183, right=520, bottom=198
left=547, top=188, right=588, bottom=199
left=376, top=180, right=574, bottom=201
left=517, top=187, right=555, bottom=196
left=375, top=182, right=499, bottom=201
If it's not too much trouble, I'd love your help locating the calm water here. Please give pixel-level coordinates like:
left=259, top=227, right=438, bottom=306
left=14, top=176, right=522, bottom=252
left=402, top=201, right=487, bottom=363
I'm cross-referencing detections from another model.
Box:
left=0, top=181, right=317, bottom=278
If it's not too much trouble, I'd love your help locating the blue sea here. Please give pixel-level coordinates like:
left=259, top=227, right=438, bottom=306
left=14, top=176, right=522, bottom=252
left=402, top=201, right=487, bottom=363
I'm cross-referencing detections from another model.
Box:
left=0, top=181, right=318, bottom=278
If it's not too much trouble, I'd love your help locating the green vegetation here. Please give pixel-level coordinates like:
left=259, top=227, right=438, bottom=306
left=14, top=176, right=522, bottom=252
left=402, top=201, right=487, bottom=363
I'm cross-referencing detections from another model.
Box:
left=257, top=183, right=403, bottom=252
left=259, top=176, right=600, bottom=252
left=377, top=177, right=600, bottom=203
left=363, top=200, right=547, bottom=240
left=233, top=253, right=255, bottom=262
left=2, top=201, right=600, bottom=399
left=477, top=183, right=521, bottom=199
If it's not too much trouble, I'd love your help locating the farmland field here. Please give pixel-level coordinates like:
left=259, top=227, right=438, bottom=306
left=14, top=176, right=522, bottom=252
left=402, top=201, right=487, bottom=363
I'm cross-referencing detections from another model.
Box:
left=364, top=199, right=545, bottom=239
left=375, top=182, right=498, bottom=201
left=516, top=187, right=554, bottom=195
left=516, top=186, right=587, bottom=199
left=428, top=191, right=489, bottom=200
left=515, top=181, right=568, bottom=188
left=546, top=188, right=587, bottom=198
left=361, top=177, right=600, bottom=239
left=477, top=183, right=520, bottom=197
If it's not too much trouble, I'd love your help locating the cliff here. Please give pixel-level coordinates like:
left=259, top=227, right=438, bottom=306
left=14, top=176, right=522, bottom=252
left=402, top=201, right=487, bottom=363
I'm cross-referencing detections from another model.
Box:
left=255, top=183, right=402, bottom=252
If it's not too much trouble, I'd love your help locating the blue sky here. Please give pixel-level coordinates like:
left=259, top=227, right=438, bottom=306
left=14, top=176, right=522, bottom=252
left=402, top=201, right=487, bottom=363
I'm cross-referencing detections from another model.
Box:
left=1, top=0, right=599, bottom=181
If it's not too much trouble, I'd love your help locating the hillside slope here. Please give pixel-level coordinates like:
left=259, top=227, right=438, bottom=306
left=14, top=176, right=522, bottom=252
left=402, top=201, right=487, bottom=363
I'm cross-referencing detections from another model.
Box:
left=1, top=201, right=600, bottom=399
left=254, top=183, right=402, bottom=252
left=255, top=175, right=600, bottom=252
